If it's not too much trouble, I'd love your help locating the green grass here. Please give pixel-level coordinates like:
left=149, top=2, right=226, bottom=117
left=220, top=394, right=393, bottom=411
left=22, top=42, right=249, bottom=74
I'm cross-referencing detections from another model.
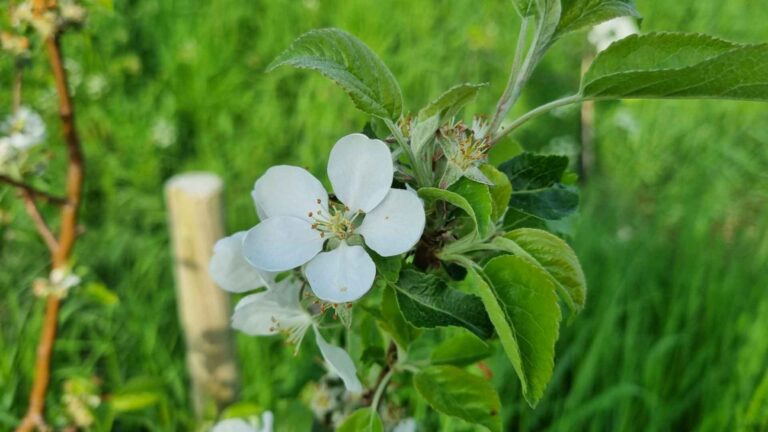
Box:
left=1, top=0, right=767, bottom=430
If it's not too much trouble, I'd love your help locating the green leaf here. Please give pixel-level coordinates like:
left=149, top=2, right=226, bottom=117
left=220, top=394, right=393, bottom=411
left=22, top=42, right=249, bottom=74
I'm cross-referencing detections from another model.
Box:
left=480, top=165, right=512, bottom=222
left=220, top=402, right=263, bottom=419
left=268, top=28, right=403, bottom=119
left=499, top=152, right=579, bottom=220
left=555, top=0, right=640, bottom=38
left=449, top=179, right=494, bottom=239
left=414, top=365, right=502, bottom=432
left=410, top=114, right=440, bottom=157
left=582, top=33, right=768, bottom=101
left=431, top=330, right=493, bottom=366
left=394, top=270, right=493, bottom=339
left=110, top=377, right=165, bottom=413
left=338, top=407, right=384, bottom=432
left=418, top=187, right=479, bottom=236
left=370, top=250, right=402, bottom=283
left=505, top=229, right=587, bottom=313
left=380, top=285, right=420, bottom=348
left=418, top=83, right=487, bottom=121
left=469, top=257, right=561, bottom=406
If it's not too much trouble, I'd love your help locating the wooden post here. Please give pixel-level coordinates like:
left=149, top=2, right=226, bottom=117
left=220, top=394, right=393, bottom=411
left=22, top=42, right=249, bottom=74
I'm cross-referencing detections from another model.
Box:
left=165, top=172, right=238, bottom=416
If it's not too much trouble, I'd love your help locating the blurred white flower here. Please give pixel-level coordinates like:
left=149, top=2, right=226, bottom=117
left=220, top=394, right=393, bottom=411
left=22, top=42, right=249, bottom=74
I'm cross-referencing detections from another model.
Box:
left=211, top=412, right=273, bottom=432
left=1, top=107, right=46, bottom=151
left=209, top=233, right=363, bottom=393
left=152, top=118, right=177, bottom=148
left=34, top=267, right=81, bottom=298
left=588, top=17, right=638, bottom=53
left=393, top=418, right=418, bottom=432
left=85, top=74, right=109, bottom=99
left=243, top=134, right=425, bottom=303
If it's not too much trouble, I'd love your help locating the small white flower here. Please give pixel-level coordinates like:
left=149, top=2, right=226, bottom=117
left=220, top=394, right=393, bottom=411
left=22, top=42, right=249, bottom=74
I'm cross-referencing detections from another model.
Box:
left=151, top=118, right=177, bottom=148
left=211, top=411, right=273, bottom=432
left=209, top=233, right=363, bottom=393
left=588, top=17, right=639, bottom=53
left=243, top=133, right=425, bottom=303
left=2, top=107, right=46, bottom=151
left=393, top=418, right=418, bottom=432
left=34, top=267, right=81, bottom=298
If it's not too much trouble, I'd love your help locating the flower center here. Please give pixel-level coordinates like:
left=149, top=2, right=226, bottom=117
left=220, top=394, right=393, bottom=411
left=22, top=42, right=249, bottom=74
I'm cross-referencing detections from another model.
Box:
left=452, top=136, right=489, bottom=170
left=309, top=200, right=361, bottom=240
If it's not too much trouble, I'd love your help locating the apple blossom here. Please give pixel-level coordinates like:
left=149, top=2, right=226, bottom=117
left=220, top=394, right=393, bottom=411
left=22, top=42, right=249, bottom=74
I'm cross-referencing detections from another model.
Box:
left=209, top=232, right=363, bottom=392
left=1, top=106, right=46, bottom=152
left=243, top=133, right=425, bottom=303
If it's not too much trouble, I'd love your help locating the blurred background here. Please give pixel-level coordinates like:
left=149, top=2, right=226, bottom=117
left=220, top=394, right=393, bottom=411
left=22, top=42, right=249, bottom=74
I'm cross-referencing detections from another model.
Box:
left=1, top=0, right=767, bottom=430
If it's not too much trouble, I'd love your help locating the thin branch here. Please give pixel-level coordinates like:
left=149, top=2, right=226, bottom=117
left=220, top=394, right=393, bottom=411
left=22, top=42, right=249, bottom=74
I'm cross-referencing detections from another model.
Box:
left=17, top=0, right=86, bottom=428
left=490, top=94, right=585, bottom=146
left=0, top=175, right=67, bottom=205
left=20, top=189, right=59, bottom=252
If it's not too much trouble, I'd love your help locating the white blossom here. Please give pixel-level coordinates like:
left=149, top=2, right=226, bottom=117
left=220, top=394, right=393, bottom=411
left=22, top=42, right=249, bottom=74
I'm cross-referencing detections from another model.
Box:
left=588, top=17, right=639, bottom=53
left=243, top=133, right=425, bottom=303
left=209, top=232, right=363, bottom=393
left=211, top=412, right=273, bottom=432
left=1, top=107, right=46, bottom=151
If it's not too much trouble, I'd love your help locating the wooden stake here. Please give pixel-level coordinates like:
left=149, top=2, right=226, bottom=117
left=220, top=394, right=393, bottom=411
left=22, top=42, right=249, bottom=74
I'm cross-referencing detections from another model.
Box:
left=165, top=173, right=238, bottom=416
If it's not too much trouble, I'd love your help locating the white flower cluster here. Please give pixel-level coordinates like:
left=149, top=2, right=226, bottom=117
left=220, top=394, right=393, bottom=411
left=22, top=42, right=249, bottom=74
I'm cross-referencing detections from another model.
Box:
left=0, top=107, right=46, bottom=170
left=209, top=133, right=426, bottom=393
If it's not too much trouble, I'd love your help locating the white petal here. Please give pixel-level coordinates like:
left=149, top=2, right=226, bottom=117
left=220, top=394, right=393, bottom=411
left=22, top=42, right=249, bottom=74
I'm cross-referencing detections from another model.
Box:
left=327, top=133, right=393, bottom=213
left=304, top=242, right=376, bottom=303
left=211, top=418, right=256, bottom=432
left=313, top=327, right=363, bottom=393
left=209, top=232, right=273, bottom=293
left=358, top=189, right=426, bottom=257
left=231, top=280, right=311, bottom=338
left=259, top=411, right=274, bottom=432
left=252, top=165, right=328, bottom=221
left=243, top=216, right=324, bottom=271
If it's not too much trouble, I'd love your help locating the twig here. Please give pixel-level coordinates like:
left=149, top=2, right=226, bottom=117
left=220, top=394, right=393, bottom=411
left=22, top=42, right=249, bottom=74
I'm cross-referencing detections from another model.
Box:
left=17, top=1, right=86, bottom=429
left=20, top=189, right=59, bottom=252
left=363, top=341, right=397, bottom=409
left=489, top=94, right=585, bottom=146
left=0, top=175, right=67, bottom=205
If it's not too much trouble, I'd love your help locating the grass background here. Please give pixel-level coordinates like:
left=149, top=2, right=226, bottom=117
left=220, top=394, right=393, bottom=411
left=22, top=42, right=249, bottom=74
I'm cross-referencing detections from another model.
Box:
left=1, top=0, right=767, bottom=430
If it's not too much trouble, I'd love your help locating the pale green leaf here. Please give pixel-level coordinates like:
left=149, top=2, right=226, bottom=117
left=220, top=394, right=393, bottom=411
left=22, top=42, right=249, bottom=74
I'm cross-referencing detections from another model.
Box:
left=470, top=257, right=561, bottom=406
left=505, top=228, right=587, bottom=313
left=431, top=330, right=493, bottom=366
left=582, top=33, right=768, bottom=101
left=418, top=187, right=479, bottom=236
left=414, top=365, right=502, bottom=432
left=555, top=0, right=640, bottom=38
left=338, top=407, right=384, bottom=432
left=268, top=28, right=403, bottom=119
left=480, top=164, right=513, bottom=222
left=418, top=83, right=487, bottom=121
left=449, top=179, right=494, bottom=239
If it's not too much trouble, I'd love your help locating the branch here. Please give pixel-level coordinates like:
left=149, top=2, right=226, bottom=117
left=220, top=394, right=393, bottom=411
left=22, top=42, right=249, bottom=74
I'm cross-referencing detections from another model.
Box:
left=489, top=94, right=585, bottom=146
left=0, top=175, right=67, bottom=205
left=20, top=189, right=59, bottom=253
left=17, top=1, right=85, bottom=428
